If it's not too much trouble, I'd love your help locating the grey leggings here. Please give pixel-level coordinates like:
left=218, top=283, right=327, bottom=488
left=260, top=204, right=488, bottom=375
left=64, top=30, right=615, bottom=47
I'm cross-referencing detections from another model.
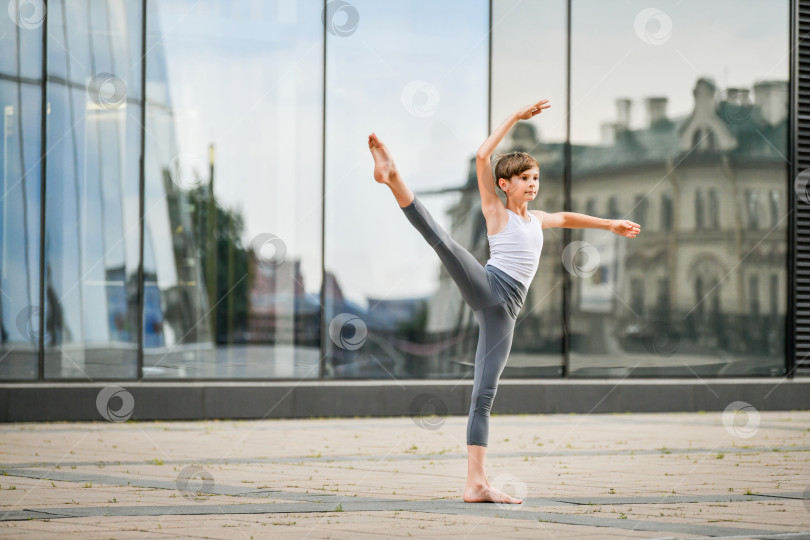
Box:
left=401, top=196, right=528, bottom=447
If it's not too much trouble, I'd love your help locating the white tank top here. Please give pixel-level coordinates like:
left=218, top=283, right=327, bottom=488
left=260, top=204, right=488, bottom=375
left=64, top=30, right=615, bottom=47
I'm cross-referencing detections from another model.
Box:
left=485, top=208, right=544, bottom=289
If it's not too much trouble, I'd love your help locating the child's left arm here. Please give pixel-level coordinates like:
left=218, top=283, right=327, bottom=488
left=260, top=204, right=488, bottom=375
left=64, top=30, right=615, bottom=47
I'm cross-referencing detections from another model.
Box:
left=561, top=212, right=641, bottom=238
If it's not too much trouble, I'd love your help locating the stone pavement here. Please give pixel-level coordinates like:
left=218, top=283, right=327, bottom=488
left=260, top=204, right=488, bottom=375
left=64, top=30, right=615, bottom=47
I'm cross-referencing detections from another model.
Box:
left=0, top=411, right=808, bottom=539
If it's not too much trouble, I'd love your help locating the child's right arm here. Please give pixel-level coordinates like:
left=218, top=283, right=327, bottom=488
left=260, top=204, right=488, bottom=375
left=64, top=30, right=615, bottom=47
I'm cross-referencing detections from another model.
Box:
left=475, top=99, right=550, bottom=214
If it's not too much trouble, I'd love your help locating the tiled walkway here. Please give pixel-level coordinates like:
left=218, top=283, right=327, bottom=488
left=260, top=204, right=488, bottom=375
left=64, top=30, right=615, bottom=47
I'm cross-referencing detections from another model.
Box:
left=0, top=411, right=808, bottom=538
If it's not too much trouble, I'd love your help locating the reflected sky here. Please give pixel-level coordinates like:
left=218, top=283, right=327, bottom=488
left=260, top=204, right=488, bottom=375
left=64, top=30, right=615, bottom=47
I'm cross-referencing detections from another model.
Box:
left=571, top=0, right=788, bottom=143
left=325, top=0, right=488, bottom=307
left=0, top=0, right=793, bottom=380
left=149, top=0, right=323, bottom=297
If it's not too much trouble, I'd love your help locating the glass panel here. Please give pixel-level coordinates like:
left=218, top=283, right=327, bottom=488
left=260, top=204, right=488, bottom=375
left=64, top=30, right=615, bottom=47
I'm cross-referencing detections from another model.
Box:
left=143, top=1, right=323, bottom=378
left=0, top=5, right=44, bottom=379
left=569, top=0, right=788, bottom=376
left=491, top=0, right=567, bottom=377
left=43, top=0, right=143, bottom=379
left=324, top=0, right=488, bottom=378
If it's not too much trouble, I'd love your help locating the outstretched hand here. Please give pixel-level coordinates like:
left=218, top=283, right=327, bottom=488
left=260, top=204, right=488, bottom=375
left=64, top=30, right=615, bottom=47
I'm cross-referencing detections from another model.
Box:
left=515, top=99, right=551, bottom=120
left=609, top=219, right=641, bottom=238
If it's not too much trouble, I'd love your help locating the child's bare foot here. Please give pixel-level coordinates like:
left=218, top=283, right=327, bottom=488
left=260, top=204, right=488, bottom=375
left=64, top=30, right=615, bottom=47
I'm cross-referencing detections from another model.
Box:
left=368, top=133, right=400, bottom=185
left=368, top=132, right=414, bottom=207
left=463, top=480, right=523, bottom=504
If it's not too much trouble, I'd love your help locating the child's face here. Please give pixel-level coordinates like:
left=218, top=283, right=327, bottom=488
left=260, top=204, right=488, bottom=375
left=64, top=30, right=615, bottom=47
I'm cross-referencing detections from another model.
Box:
left=501, top=166, right=539, bottom=200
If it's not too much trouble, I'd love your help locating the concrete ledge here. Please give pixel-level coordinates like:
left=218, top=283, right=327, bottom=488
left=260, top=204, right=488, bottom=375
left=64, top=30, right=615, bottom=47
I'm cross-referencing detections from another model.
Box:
left=0, top=378, right=808, bottom=422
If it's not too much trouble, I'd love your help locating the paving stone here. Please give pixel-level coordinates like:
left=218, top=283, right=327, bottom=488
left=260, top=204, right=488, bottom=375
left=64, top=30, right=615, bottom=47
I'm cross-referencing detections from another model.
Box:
left=0, top=411, right=808, bottom=538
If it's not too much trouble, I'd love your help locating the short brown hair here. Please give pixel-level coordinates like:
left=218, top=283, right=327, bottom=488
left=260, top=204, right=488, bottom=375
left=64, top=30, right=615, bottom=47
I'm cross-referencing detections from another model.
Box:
left=493, top=152, right=539, bottom=193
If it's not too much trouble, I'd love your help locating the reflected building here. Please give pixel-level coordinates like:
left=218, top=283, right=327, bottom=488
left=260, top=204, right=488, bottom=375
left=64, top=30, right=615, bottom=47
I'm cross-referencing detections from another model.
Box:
left=417, top=76, right=787, bottom=377
left=568, top=77, right=787, bottom=376
left=0, top=0, right=799, bottom=387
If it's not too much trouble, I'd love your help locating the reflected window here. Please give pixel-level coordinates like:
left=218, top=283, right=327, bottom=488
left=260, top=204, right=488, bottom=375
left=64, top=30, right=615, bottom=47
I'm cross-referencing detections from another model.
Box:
left=746, top=189, right=760, bottom=230
left=143, top=1, right=324, bottom=379
left=630, top=277, right=644, bottom=317
left=324, top=0, right=490, bottom=379
left=633, top=194, right=648, bottom=225
left=608, top=196, right=619, bottom=218
left=709, top=188, right=719, bottom=229
left=657, top=277, right=669, bottom=319
left=749, top=275, right=760, bottom=318
left=661, top=193, right=673, bottom=231
left=769, top=189, right=780, bottom=228
left=490, top=0, right=567, bottom=376
left=586, top=198, right=595, bottom=216
left=0, top=10, right=43, bottom=379
left=570, top=0, right=787, bottom=377
left=43, top=0, right=143, bottom=379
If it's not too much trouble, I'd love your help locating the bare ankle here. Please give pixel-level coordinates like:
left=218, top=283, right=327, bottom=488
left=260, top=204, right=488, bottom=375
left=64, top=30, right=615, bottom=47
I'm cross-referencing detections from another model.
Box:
left=466, top=478, right=488, bottom=489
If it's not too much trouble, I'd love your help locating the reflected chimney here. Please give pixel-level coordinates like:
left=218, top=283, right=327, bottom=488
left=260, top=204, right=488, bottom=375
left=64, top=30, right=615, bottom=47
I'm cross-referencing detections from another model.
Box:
left=645, top=96, right=668, bottom=127
left=616, top=98, right=631, bottom=131
left=753, top=80, right=788, bottom=126
left=601, top=122, right=616, bottom=146
left=725, top=87, right=749, bottom=102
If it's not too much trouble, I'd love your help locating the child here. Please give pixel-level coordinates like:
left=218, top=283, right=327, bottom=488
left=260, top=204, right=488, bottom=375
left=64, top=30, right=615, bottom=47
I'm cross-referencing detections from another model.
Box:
left=368, top=99, right=640, bottom=504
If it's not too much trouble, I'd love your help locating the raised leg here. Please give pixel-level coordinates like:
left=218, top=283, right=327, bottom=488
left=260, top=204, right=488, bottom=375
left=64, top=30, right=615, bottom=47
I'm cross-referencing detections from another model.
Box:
left=369, top=132, right=496, bottom=311
left=400, top=197, right=496, bottom=311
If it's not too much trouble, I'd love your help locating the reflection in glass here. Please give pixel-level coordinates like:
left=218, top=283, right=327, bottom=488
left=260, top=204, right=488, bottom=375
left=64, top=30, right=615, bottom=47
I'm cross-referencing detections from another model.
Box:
left=143, top=1, right=323, bottom=378
left=0, top=0, right=794, bottom=383
left=43, top=0, right=143, bottom=379
left=324, top=0, right=488, bottom=378
left=0, top=10, right=43, bottom=379
left=570, top=0, right=788, bottom=376
left=491, top=0, right=567, bottom=376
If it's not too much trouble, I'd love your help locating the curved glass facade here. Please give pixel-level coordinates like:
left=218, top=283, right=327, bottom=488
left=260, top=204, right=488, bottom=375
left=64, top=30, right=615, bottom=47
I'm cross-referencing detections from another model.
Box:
left=0, top=0, right=792, bottom=381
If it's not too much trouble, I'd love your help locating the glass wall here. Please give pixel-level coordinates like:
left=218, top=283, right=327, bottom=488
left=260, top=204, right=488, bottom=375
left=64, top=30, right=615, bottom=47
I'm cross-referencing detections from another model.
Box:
left=490, top=0, right=567, bottom=377
left=43, top=0, right=143, bottom=379
left=0, top=0, right=792, bottom=382
left=323, top=0, right=488, bottom=379
left=0, top=1, right=44, bottom=379
left=568, top=0, right=789, bottom=376
left=143, top=0, right=324, bottom=378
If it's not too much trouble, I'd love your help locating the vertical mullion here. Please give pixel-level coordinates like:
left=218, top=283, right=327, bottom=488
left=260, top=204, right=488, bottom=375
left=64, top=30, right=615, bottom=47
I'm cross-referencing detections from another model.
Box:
left=38, top=0, right=49, bottom=380
left=787, top=0, right=797, bottom=378
left=136, top=0, right=147, bottom=380
left=487, top=0, right=492, bottom=136
left=563, top=0, right=572, bottom=378
left=319, top=0, right=328, bottom=380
